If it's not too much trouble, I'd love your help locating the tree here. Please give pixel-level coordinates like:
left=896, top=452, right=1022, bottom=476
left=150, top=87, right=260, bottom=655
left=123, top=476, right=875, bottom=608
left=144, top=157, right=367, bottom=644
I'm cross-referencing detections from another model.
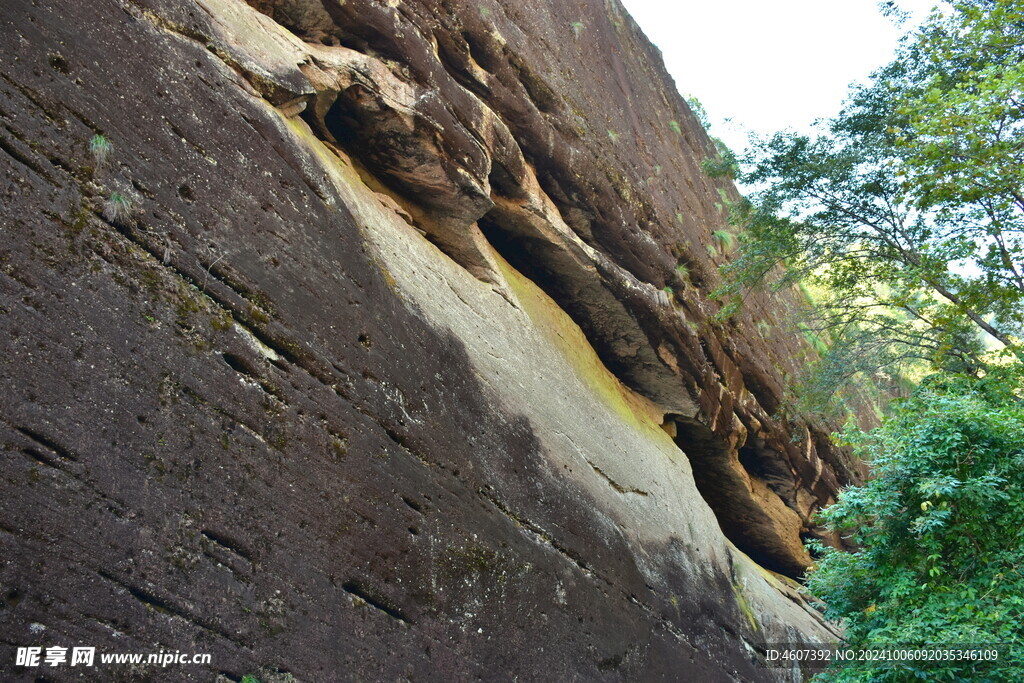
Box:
left=896, top=0, right=1024, bottom=342
left=715, top=0, right=1024, bottom=400
left=805, top=371, right=1024, bottom=681
left=726, top=6, right=1024, bottom=678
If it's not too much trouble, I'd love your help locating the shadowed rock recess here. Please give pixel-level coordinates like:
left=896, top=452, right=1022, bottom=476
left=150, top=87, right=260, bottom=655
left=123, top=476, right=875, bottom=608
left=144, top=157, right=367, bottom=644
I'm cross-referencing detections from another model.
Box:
left=0, top=0, right=858, bottom=680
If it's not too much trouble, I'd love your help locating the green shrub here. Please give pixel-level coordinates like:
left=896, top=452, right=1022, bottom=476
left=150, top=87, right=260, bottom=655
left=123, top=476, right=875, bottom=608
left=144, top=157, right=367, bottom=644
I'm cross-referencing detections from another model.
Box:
left=806, top=373, right=1024, bottom=681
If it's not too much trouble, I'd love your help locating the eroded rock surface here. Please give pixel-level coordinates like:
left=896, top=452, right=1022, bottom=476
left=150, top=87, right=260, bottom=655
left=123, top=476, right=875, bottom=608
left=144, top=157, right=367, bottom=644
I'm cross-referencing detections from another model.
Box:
left=1, top=0, right=851, bottom=680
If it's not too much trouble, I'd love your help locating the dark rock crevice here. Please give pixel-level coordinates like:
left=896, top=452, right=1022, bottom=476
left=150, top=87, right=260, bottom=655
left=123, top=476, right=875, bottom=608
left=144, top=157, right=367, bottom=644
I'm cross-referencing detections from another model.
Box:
left=670, top=417, right=811, bottom=580
left=341, top=581, right=414, bottom=625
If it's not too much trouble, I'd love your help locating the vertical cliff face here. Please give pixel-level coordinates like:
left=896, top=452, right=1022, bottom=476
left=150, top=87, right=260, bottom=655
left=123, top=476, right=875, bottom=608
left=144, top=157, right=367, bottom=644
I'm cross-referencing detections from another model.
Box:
left=1, top=0, right=853, bottom=680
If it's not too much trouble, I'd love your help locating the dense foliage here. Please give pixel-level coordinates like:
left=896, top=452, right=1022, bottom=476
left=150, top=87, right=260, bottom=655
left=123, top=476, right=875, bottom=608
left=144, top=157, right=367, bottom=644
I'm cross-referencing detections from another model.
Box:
left=707, top=2, right=1024, bottom=679
left=806, top=372, right=1024, bottom=681
left=715, top=0, right=1024, bottom=403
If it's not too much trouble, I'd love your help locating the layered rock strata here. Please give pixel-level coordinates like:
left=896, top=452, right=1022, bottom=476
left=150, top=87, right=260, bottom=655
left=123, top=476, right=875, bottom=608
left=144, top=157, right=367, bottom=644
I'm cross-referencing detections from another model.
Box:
left=0, top=0, right=854, bottom=680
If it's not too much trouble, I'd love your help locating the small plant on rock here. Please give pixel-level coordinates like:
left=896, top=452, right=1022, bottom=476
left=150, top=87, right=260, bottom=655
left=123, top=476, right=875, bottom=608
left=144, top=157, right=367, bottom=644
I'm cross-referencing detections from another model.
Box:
left=674, top=262, right=693, bottom=288
left=103, top=191, right=134, bottom=224
left=712, top=229, right=737, bottom=253
left=89, top=134, right=112, bottom=166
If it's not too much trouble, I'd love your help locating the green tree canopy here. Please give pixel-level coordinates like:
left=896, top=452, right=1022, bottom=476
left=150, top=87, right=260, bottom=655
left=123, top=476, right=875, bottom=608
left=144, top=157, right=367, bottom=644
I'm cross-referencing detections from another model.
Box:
left=716, top=0, right=1024, bottom=399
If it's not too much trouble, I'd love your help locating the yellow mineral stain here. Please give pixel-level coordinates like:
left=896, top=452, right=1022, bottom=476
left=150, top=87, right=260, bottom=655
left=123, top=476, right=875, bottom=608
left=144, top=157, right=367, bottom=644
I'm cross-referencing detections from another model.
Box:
left=284, top=111, right=671, bottom=449
left=492, top=250, right=669, bottom=443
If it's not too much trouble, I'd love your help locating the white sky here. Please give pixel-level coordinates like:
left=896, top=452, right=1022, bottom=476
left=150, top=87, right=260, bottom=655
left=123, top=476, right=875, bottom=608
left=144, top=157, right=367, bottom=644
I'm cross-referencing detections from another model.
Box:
left=619, top=0, right=940, bottom=153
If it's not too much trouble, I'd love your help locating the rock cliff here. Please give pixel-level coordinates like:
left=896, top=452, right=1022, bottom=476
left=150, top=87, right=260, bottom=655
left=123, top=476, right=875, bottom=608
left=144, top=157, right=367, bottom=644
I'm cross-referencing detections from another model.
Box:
left=1, top=0, right=857, bottom=680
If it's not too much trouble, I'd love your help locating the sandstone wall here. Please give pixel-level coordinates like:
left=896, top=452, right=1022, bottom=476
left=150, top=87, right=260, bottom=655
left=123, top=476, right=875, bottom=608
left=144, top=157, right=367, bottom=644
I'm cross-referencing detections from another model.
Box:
left=0, top=0, right=852, bottom=680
